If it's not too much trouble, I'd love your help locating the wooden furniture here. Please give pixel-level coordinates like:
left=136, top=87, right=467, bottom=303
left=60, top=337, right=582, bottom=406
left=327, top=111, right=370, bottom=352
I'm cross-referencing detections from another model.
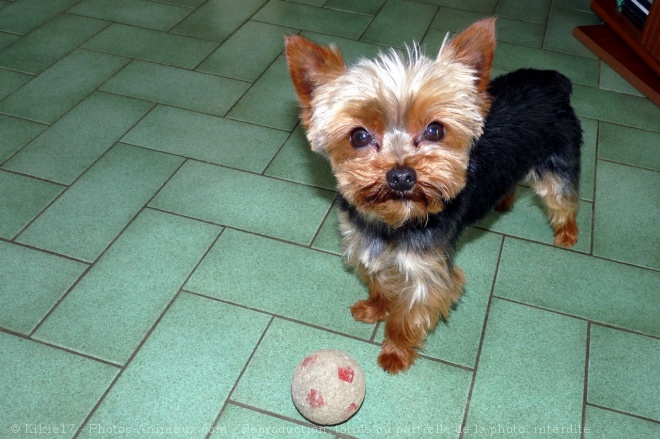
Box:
left=574, top=0, right=660, bottom=106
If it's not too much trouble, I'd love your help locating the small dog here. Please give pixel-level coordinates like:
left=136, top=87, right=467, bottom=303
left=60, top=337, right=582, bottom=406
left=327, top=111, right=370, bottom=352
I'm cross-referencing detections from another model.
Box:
left=285, top=18, right=581, bottom=374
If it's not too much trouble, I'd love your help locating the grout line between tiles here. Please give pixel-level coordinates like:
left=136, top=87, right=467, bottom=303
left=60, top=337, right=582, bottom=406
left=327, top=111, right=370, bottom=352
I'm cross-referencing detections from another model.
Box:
left=206, top=315, right=275, bottom=439
left=260, top=120, right=301, bottom=176
left=163, top=0, right=204, bottom=33
left=0, top=326, right=122, bottom=369
left=493, top=296, right=660, bottom=342
left=73, top=229, right=226, bottom=438
left=0, top=237, right=89, bottom=264
left=581, top=322, right=591, bottom=439
left=585, top=402, right=660, bottom=425
left=471, top=226, right=660, bottom=273
left=590, top=122, right=600, bottom=255
left=0, top=3, right=91, bottom=74
left=596, top=157, right=660, bottom=173
left=181, top=288, right=474, bottom=378
left=146, top=206, right=340, bottom=256
left=226, top=400, right=360, bottom=439
left=6, top=98, right=158, bottom=244
left=182, top=289, right=475, bottom=372
left=368, top=321, right=381, bottom=343
left=307, top=195, right=337, bottom=248
left=188, top=0, right=276, bottom=72
left=459, top=234, right=505, bottom=439
left=28, top=262, right=93, bottom=337
left=26, top=155, right=186, bottom=335
left=0, top=167, right=68, bottom=188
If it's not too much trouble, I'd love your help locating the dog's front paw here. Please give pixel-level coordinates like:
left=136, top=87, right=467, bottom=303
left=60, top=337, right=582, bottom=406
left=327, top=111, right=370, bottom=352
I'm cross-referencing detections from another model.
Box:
left=377, top=342, right=417, bottom=374
left=350, top=298, right=389, bottom=323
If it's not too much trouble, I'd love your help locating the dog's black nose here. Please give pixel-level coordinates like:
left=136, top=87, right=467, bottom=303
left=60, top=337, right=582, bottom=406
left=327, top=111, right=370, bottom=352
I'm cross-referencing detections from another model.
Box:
left=386, top=167, right=417, bottom=192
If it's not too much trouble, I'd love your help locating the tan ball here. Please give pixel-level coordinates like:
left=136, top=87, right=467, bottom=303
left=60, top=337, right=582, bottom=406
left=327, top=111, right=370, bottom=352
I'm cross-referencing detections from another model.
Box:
left=291, top=349, right=366, bottom=426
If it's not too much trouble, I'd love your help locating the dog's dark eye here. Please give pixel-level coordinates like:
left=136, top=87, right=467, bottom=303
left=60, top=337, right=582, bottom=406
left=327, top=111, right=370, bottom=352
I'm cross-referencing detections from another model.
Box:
left=423, top=122, right=445, bottom=142
left=350, top=128, right=372, bottom=148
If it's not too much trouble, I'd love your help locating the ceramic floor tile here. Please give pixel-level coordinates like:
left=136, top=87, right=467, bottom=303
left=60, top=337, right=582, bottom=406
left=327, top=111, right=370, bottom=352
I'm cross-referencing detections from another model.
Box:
left=0, top=114, right=45, bottom=163
left=17, top=144, right=184, bottom=262
left=494, top=238, right=660, bottom=338
left=171, top=0, right=267, bottom=41
left=264, top=124, right=336, bottom=190
left=599, top=62, right=644, bottom=96
left=422, top=28, right=454, bottom=56
left=0, top=332, right=118, bottom=435
left=0, top=14, right=108, bottom=74
left=494, top=0, right=551, bottom=24
left=212, top=404, right=334, bottom=438
left=593, top=161, right=659, bottom=269
left=227, top=56, right=300, bottom=131
left=476, top=186, right=592, bottom=253
left=100, top=61, right=250, bottom=117
left=554, top=0, right=592, bottom=10
left=598, top=122, right=660, bottom=171
left=579, top=116, right=598, bottom=201
left=33, top=210, right=221, bottom=364
left=290, top=0, right=326, bottom=6
left=360, top=0, right=438, bottom=48
left=151, top=160, right=334, bottom=244
left=196, top=21, right=295, bottom=82
left=3, top=92, right=153, bottom=185
left=584, top=406, right=660, bottom=438
left=164, top=0, right=206, bottom=7
left=324, top=0, right=386, bottom=16
left=185, top=228, right=370, bottom=339
left=83, top=23, right=218, bottom=69
left=252, top=0, right=371, bottom=39
left=232, top=318, right=473, bottom=437
left=0, top=241, right=87, bottom=335
left=464, top=299, right=587, bottom=437
left=572, top=84, right=660, bottom=132
left=0, top=68, right=31, bottom=100
left=588, top=325, right=660, bottom=421
left=123, top=106, right=288, bottom=173
left=69, top=0, right=190, bottom=31
left=78, top=293, right=269, bottom=436
left=0, top=49, right=128, bottom=124
left=493, top=42, right=599, bottom=88
left=300, top=31, right=388, bottom=65
left=544, top=6, right=600, bottom=58
left=0, top=31, right=19, bottom=50
left=431, top=7, right=545, bottom=48
left=418, top=0, right=498, bottom=14
left=0, top=0, right=80, bottom=34
left=0, top=171, right=63, bottom=239
left=310, top=204, right=342, bottom=255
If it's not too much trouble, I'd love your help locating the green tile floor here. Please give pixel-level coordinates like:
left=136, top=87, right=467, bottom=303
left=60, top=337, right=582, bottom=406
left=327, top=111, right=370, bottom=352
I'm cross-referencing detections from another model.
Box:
left=0, top=0, right=658, bottom=437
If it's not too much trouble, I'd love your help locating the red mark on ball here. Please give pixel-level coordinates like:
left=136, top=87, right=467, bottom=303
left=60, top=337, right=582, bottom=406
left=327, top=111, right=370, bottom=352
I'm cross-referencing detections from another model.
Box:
left=338, top=366, right=355, bottom=383
left=345, top=402, right=359, bottom=415
left=306, top=389, right=325, bottom=408
left=301, top=355, right=317, bottom=369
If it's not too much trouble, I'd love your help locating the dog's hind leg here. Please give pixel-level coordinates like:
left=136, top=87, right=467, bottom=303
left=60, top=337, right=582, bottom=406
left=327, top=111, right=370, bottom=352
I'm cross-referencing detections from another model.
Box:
left=531, top=171, right=579, bottom=248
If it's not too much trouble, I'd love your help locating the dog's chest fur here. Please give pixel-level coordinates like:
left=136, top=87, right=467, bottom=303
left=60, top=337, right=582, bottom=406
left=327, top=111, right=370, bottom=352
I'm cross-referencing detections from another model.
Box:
left=336, top=206, right=457, bottom=306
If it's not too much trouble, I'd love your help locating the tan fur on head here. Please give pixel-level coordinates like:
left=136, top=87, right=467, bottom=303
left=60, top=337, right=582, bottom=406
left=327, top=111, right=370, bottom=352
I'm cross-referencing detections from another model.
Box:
left=284, top=19, right=497, bottom=226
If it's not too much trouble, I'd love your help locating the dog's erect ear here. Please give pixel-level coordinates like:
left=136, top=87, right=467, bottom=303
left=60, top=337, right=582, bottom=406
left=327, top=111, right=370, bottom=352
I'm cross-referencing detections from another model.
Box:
left=445, top=18, right=496, bottom=93
left=284, top=35, right=346, bottom=111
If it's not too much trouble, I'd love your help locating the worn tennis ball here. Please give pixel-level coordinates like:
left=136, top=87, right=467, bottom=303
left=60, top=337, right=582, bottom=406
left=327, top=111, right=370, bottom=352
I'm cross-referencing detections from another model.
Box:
left=291, top=349, right=366, bottom=426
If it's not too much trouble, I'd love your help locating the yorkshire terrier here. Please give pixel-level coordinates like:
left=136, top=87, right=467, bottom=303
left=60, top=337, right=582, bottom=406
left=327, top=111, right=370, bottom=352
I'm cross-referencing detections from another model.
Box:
left=285, top=18, right=582, bottom=374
